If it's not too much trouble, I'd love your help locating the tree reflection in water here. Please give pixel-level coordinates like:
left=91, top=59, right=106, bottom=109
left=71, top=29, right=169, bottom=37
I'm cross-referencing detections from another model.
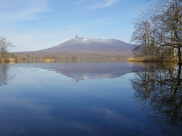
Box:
left=131, top=63, right=182, bottom=136
left=0, top=64, right=15, bottom=86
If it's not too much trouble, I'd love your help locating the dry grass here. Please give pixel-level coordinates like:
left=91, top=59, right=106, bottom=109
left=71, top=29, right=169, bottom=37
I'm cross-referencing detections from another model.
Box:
left=8, top=58, right=16, bottom=62
left=127, top=57, right=179, bottom=62
left=127, top=57, right=151, bottom=62
left=43, top=59, right=54, bottom=63
left=0, top=58, right=17, bottom=63
left=167, top=57, right=179, bottom=62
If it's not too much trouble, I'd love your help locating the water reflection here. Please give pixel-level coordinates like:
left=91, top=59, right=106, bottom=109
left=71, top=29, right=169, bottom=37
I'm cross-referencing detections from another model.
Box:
left=34, top=63, right=134, bottom=82
left=0, top=63, right=154, bottom=136
left=131, top=63, right=182, bottom=135
left=0, top=64, right=15, bottom=86
left=1, top=63, right=134, bottom=85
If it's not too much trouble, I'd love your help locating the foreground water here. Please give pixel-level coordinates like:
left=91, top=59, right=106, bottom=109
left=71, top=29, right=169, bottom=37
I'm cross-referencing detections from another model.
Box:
left=0, top=63, right=181, bottom=136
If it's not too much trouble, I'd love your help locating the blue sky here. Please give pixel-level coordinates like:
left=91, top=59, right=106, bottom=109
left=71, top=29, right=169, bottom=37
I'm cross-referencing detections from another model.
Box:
left=0, top=0, right=149, bottom=52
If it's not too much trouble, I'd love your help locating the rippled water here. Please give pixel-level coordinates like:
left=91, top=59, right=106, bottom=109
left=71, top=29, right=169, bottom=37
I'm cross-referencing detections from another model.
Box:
left=0, top=63, right=181, bottom=136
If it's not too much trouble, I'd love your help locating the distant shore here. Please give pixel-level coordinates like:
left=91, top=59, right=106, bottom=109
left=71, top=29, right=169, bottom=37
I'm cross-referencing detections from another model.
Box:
left=0, top=54, right=128, bottom=63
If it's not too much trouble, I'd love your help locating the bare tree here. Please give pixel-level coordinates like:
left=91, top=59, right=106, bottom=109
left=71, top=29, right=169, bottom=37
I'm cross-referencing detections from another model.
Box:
left=0, top=37, right=14, bottom=61
left=161, top=0, right=182, bottom=63
left=131, top=0, right=182, bottom=62
left=131, top=11, right=151, bottom=57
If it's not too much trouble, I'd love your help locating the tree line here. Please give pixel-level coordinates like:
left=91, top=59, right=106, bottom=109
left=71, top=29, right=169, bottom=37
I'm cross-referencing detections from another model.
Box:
left=131, top=0, right=182, bottom=63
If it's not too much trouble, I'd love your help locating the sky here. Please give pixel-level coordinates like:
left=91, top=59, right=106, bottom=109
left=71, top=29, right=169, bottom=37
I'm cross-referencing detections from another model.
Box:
left=0, top=0, right=150, bottom=52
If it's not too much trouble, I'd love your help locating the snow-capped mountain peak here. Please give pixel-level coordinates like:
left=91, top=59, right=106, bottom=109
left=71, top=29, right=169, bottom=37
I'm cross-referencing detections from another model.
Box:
left=22, top=36, right=136, bottom=58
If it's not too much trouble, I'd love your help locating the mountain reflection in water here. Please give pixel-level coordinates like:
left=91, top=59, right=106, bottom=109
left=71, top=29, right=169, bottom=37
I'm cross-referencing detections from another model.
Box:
left=131, top=63, right=182, bottom=136
left=33, top=63, right=134, bottom=82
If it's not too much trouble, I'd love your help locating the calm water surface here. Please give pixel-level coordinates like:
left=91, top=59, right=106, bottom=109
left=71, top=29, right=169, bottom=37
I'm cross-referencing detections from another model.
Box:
left=0, top=63, right=181, bottom=136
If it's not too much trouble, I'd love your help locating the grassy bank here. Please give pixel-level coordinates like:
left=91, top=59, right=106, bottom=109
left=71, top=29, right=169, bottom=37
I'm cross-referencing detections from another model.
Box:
left=0, top=58, right=17, bottom=63
left=127, top=57, right=179, bottom=62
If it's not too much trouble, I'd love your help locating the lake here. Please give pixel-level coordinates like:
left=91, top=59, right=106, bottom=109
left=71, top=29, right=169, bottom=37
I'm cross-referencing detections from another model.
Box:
left=0, top=63, right=181, bottom=136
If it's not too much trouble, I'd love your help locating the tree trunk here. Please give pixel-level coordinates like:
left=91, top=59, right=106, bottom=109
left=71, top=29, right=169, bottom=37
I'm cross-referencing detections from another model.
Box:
left=178, top=47, right=181, bottom=64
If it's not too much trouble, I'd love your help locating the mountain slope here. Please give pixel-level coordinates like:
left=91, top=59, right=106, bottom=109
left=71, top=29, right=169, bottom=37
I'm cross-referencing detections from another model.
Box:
left=19, top=35, right=136, bottom=57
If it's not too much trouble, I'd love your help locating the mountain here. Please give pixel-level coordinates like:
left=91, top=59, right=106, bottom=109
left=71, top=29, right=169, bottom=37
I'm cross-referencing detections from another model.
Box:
left=19, top=35, right=136, bottom=57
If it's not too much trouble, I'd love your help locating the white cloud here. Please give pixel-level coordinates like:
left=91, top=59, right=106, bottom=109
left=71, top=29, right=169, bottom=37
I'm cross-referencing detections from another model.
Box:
left=88, top=0, right=119, bottom=9
left=0, top=0, right=50, bottom=22
left=0, top=0, right=58, bottom=52
left=104, top=0, right=119, bottom=7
